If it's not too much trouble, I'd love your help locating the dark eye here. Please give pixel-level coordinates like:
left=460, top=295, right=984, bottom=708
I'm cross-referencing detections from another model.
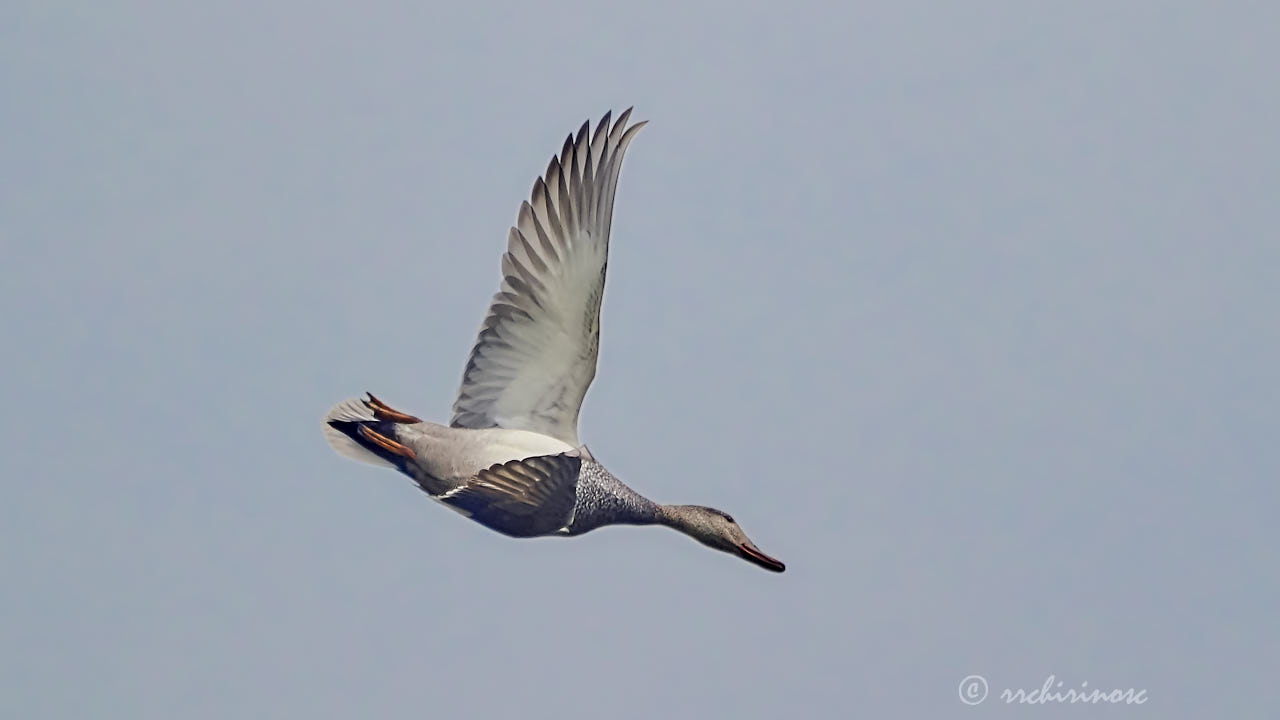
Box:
left=723, top=514, right=735, bottom=524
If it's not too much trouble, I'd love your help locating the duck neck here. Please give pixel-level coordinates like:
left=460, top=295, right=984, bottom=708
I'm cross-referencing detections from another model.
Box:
left=608, top=483, right=662, bottom=526
left=568, top=464, right=662, bottom=533
left=653, top=504, right=700, bottom=537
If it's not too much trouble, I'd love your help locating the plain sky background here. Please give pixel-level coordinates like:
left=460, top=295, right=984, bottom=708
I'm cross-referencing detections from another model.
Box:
left=2, top=2, right=1277, bottom=718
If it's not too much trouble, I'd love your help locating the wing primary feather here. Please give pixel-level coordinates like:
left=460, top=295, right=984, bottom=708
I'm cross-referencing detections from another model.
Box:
left=542, top=161, right=567, bottom=242
left=582, top=143, right=598, bottom=229
left=590, top=111, right=612, bottom=168
left=572, top=120, right=591, bottom=205
left=514, top=217, right=551, bottom=276
left=553, top=146, right=575, bottom=241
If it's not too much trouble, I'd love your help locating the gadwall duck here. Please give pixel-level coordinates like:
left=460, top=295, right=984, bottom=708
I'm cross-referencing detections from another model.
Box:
left=323, top=109, right=784, bottom=573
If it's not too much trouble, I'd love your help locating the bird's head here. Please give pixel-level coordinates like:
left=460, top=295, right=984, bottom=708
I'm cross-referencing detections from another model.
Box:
left=658, top=505, right=785, bottom=573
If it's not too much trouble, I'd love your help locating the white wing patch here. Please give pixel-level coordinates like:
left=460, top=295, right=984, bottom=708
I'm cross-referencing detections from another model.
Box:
left=451, top=109, right=646, bottom=446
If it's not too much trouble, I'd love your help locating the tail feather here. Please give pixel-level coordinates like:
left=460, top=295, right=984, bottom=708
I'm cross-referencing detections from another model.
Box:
left=323, top=397, right=403, bottom=468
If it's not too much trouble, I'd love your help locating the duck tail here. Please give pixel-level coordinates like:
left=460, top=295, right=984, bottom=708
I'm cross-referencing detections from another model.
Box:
left=322, top=394, right=421, bottom=469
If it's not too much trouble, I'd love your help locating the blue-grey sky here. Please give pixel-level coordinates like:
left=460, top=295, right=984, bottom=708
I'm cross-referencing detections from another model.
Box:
left=2, top=2, right=1277, bottom=718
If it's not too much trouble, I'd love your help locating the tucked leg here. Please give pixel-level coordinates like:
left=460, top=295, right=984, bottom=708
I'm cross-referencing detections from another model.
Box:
left=363, top=392, right=422, bottom=424
left=357, top=425, right=418, bottom=460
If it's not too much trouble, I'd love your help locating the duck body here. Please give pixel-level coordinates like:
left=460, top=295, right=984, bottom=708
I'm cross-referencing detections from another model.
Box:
left=326, top=404, right=657, bottom=539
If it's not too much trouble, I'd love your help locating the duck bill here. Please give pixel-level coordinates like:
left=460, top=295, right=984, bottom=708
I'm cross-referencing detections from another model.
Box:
left=738, top=542, right=786, bottom=573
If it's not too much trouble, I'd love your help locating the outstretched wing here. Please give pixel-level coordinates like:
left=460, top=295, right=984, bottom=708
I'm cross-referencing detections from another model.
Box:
left=438, top=453, right=583, bottom=538
left=450, top=109, right=646, bottom=446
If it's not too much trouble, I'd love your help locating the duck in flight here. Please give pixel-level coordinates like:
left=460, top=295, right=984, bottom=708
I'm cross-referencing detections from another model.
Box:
left=323, top=109, right=785, bottom=573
